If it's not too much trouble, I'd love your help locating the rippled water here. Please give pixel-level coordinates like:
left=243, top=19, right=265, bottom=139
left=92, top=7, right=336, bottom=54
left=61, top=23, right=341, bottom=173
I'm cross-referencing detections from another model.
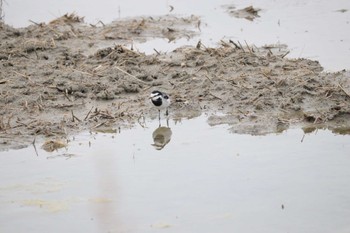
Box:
left=1, top=116, right=350, bottom=233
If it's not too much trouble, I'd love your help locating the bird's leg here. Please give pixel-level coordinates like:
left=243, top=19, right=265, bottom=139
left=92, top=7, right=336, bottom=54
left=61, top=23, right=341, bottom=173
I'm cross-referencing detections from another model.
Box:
left=165, top=108, right=169, bottom=116
left=158, top=110, right=161, bottom=127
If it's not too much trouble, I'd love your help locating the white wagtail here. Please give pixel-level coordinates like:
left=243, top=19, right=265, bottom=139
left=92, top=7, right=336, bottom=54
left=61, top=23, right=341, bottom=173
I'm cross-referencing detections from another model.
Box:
left=149, top=90, right=170, bottom=119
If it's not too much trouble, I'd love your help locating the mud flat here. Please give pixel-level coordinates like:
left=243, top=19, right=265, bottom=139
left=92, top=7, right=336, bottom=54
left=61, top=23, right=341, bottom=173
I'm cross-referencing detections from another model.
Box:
left=1, top=14, right=350, bottom=150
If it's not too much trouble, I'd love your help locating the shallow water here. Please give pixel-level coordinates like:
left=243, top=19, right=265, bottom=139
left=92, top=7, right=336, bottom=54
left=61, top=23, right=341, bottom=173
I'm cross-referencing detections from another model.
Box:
left=3, top=0, right=350, bottom=71
left=1, top=116, right=350, bottom=233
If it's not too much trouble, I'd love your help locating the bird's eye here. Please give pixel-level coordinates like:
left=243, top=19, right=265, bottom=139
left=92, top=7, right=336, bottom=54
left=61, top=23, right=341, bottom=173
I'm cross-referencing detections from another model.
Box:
left=164, top=96, right=169, bottom=99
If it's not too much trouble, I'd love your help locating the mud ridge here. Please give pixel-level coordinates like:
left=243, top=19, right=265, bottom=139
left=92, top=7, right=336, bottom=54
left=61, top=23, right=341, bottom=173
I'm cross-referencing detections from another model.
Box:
left=1, top=14, right=350, bottom=150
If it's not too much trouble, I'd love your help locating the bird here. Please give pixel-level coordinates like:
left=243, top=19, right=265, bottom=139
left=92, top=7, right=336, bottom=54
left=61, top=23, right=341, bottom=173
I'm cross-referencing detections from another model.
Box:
left=149, top=90, right=170, bottom=120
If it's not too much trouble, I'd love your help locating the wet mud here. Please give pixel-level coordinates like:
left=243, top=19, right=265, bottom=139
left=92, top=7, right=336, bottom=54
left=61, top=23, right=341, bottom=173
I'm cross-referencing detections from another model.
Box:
left=1, top=13, right=350, bottom=150
left=223, top=5, right=261, bottom=21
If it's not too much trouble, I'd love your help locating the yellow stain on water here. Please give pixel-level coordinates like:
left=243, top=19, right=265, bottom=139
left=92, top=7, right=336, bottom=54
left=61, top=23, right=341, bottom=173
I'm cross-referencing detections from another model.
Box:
left=16, top=197, right=113, bottom=213
left=21, top=199, right=69, bottom=213
left=212, top=212, right=235, bottom=220
left=151, top=222, right=172, bottom=229
left=0, top=178, right=65, bottom=194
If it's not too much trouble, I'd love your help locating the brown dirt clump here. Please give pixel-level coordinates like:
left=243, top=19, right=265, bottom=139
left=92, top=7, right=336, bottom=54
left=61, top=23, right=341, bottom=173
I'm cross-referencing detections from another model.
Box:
left=223, top=5, right=261, bottom=21
left=1, top=14, right=350, bottom=150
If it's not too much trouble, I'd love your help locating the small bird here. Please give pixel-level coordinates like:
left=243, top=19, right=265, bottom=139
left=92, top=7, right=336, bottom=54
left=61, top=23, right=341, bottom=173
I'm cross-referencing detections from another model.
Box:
left=149, top=90, right=170, bottom=120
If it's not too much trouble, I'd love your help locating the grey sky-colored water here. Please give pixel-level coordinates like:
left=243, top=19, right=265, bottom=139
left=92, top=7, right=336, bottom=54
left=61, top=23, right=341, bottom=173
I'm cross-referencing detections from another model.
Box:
left=1, top=116, right=350, bottom=233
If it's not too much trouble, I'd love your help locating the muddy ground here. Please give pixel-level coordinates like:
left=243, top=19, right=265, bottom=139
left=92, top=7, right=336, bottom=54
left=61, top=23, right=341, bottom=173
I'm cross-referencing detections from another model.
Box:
left=1, top=13, right=350, bottom=150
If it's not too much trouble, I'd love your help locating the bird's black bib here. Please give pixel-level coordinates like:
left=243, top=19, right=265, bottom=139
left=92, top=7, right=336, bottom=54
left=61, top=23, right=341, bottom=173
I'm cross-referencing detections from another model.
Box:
left=151, top=97, right=162, bottom=107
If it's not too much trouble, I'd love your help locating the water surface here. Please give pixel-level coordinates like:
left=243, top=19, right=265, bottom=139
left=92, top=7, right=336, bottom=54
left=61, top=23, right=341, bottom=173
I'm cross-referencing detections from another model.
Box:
left=1, top=116, right=350, bottom=233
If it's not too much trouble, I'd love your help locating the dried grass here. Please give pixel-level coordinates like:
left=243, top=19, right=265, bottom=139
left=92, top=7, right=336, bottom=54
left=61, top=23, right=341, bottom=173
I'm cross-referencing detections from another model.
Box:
left=49, top=13, right=84, bottom=25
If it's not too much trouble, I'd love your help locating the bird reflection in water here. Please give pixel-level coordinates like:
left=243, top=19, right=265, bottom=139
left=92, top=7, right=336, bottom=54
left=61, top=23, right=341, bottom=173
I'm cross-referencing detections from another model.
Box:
left=151, top=119, right=172, bottom=150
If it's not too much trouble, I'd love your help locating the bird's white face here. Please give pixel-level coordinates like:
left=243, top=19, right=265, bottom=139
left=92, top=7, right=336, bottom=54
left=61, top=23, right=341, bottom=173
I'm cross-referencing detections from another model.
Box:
left=161, top=95, right=170, bottom=108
